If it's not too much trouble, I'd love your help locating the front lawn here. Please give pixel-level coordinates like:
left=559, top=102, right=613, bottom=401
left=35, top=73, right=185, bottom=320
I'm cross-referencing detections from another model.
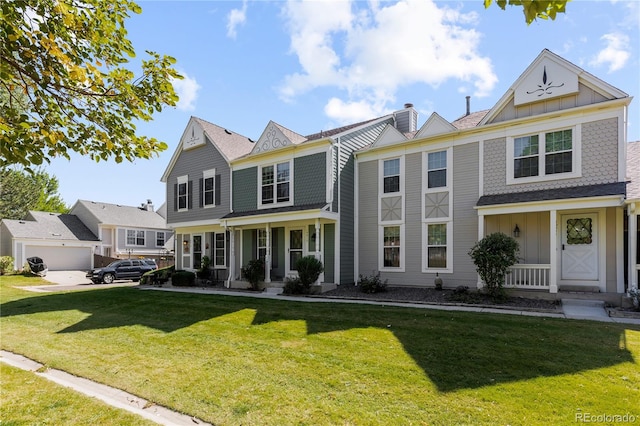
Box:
left=1, top=275, right=639, bottom=425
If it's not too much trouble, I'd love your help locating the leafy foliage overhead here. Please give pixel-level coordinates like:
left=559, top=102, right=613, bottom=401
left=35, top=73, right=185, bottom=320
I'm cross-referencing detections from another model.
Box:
left=484, top=0, right=568, bottom=24
left=0, top=168, right=69, bottom=219
left=0, top=0, right=182, bottom=170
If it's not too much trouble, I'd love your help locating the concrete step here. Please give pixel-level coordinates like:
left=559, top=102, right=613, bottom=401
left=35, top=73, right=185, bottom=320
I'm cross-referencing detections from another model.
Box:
left=561, top=298, right=605, bottom=308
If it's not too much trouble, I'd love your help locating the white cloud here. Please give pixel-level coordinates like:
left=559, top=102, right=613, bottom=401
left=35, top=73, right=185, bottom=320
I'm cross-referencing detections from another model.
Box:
left=278, top=0, right=497, bottom=123
left=172, top=71, right=201, bottom=111
left=227, top=0, right=248, bottom=39
left=590, top=33, right=630, bottom=73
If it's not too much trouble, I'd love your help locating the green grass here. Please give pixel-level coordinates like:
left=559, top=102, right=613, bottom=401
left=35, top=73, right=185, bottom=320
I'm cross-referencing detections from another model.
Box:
left=1, top=275, right=639, bottom=425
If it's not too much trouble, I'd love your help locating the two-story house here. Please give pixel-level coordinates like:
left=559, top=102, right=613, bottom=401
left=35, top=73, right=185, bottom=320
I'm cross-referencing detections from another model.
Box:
left=165, top=107, right=418, bottom=290
left=355, top=49, right=633, bottom=304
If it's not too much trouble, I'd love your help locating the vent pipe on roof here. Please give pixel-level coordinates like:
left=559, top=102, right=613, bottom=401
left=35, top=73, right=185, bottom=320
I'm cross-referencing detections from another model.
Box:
left=466, top=96, right=471, bottom=116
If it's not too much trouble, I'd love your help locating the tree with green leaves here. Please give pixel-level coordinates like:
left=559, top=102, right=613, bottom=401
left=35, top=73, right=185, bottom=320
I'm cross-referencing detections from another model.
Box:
left=0, top=0, right=182, bottom=170
left=0, top=168, right=68, bottom=219
left=468, top=232, right=520, bottom=300
left=484, top=0, right=569, bottom=25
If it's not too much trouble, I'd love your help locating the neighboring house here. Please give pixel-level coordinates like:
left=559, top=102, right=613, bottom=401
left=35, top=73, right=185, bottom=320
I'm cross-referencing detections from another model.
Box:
left=355, top=49, right=633, bottom=304
left=69, top=199, right=173, bottom=261
left=164, top=107, right=417, bottom=288
left=0, top=211, right=99, bottom=271
left=626, top=140, right=640, bottom=293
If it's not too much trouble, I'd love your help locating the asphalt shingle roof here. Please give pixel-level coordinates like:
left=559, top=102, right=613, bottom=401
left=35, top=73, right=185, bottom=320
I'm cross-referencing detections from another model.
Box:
left=2, top=211, right=99, bottom=241
left=75, top=200, right=168, bottom=229
left=193, top=117, right=256, bottom=160
left=476, top=182, right=626, bottom=207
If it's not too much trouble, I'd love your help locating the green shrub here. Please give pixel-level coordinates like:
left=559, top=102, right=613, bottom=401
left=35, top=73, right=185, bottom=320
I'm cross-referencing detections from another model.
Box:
left=241, top=259, right=264, bottom=291
left=197, top=256, right=211, bottom=279
left=296, top=256, right=323, bottom=287
left=629, top=288, right=640, bottom=312
left=468, top=232, right=519, bottom=300
left=358, top=271, right=387, bottom=294
left=283, top=276, right=306, bottom=295
left=171, top=270, right=195, bottom=287
left=0, top=256, right=14, bottom=275
left=141, top=266, right=174, bottom=285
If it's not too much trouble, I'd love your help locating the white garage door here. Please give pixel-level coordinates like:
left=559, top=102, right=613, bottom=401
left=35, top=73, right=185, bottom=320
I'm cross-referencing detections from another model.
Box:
left=24, top=246, right=92, bottom=271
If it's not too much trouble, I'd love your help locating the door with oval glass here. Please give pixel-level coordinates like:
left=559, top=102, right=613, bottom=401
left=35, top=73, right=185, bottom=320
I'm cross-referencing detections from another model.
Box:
left=561, top=213, right=598, bottom=280
left=288, top=228, right=304, bottom=275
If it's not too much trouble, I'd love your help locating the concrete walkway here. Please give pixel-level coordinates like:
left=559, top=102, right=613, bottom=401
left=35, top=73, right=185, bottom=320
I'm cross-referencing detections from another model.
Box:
left=6, top=274, right=639, bottom=425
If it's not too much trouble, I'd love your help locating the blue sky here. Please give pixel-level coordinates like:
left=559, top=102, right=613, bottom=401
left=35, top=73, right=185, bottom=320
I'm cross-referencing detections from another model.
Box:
left=44, top=0, right=640, bottom=209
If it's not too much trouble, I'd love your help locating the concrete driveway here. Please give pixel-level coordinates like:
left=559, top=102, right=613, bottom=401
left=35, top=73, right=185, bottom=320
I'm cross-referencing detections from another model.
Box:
left=23, top=270, right=140, bottom=292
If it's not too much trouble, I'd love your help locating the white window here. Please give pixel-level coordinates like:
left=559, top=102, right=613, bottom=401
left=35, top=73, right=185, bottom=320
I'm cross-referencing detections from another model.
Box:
left=257, top=229, right=268, bottom=261
left=423, top=222, right=452, bottom=273
left=507, top=127, right=580, bottom=184
left=383, top=158, right=400, bottom=193
left=177, top=175, right=188, bottom=211
left=203, top=169, right=216, bottom=207
left=427, top=151, right=447, bottom=189
left=156, top=231, right=166, bottom=247
left=126, top=230, right=145, bottom=246
left=214, top=232, right=226, bottom=268
left=380, top=225, right=403, bottom=270
left=259, top=161, right=292, bottom=207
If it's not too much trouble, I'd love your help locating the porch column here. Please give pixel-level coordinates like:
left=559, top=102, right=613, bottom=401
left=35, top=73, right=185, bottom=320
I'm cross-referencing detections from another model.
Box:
left=226, top=227, right=234, bottom=288
left=265, top=224, right=271, bottom=283
left=476, top=213, right=485, bottom=290
left=549, top=209, right=558, bottom=293
left=629, top=204, right=638, bottom=292
left=315, top=219, right=323, bottom=283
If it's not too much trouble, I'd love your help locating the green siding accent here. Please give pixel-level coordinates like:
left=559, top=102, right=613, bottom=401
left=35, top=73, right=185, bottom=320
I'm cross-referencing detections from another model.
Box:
left=294, top=153, right=326, bottom=205
left=272, top=227, right=285, bottom=280
left=241, top=229, right=255, bottom=269
left=233, top=168, right=257, bottom=212
left=323, top=224, right=335, bottom=283
left=340, top=156, right=355, bottom=284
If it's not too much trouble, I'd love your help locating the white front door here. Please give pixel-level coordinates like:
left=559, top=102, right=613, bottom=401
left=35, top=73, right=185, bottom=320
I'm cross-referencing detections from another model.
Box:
left=287, top=228, right=304, bottom=275
left=561, top=213, right=598, bottom=280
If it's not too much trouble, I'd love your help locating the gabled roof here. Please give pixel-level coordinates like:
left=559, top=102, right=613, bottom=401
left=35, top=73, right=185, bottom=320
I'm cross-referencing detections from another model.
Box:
left=417, top=112, right=459, bottom=136
left=2, top=211, right=99, bottom=241
left=305, top=116, right=384, bottom=140
left=249, top=121, right=307, bottom=155
left=451, top=110, right=490, bottom=130
left=480, top=49, right=629, bottom=126
left=627, top=141, right=640, bottom=201
left=367, top=124, right=408, bottom=149
left=161, top=116, right=255, bottom=182
left=73, top=200, right=168, bottom=229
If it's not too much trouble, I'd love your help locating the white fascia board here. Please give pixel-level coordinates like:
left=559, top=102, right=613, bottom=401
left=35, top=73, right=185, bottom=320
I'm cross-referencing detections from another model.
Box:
left=167, top=219, right=222, bottom=230
left=232, top=139, right=332, bottom=171
left=475, top=194, right=625, bottom=216
left=223, top=209, right=339, bottom=228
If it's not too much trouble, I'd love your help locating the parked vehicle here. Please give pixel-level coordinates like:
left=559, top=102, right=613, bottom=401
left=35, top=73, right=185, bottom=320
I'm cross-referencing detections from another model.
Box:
left=27, top=256, right=47, bottom=277
left=86, top=259, right=156, bottom=284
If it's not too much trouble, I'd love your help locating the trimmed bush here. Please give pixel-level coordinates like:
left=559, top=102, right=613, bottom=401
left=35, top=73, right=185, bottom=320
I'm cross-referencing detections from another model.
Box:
left=358, top=271, right=387, bottom=294
left=171, top=270, right=196, bottom=287
left=468, top=232, right=519, bottom=300
left=0, top=256, right=14, bottom=275
left=283, top=276, right=306, bottom=295
left=296, top=256, right=323, bottom=287
left=141, top=266, right=174, bottom=285
left=241, top=259, right=264, bottom=291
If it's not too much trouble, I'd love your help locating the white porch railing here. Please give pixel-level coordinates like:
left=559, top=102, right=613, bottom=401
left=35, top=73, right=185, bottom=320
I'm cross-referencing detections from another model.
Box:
left=504, top=264, right=551, bottom=290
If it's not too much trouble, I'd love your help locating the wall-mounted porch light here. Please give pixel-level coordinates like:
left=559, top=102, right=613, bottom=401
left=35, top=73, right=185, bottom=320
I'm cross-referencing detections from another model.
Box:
left=513, top=224, right=520, bottom=238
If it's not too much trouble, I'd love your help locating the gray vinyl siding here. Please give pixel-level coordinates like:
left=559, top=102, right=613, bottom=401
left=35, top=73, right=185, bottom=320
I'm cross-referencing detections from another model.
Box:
left=0, top=223, right=11, bottom=257
left=323, top=223, right=335, bottom=283
left=294, top=153, right=326, bottom=205
left=116, top=228, right=167, bottom=251
left=340, top=156, right=355, bottom=284
left=358, top=160, right=379, bottom=277
left=69, top=203, right=99, bottom=236
left=166, top=138, right=231, bottom=224
left=232, top=168, right=258, bottom=212
left=483, top=117, right=619, bottom=196
left=451, top=143, right=480, bottom=285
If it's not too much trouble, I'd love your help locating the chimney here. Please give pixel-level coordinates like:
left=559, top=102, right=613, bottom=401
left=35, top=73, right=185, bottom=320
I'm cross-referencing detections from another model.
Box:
left=142, top=199, right=154, bottom=211
left=394, top=103, right=418, bottom=133
left=465, top=96, right=471, bottom=116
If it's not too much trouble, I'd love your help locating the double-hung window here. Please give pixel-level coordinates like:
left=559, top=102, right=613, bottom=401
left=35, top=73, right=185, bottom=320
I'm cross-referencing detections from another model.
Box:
left=383, top=158, right=400, bottom=193
left=257, top=229, right=268, bottom=261
left=177, top=175, right=189, bottom=211
left=127, top=230, right=145, bottom=246
left=509, top=128, right=578, bottom=184
left=260, top=161, right=291, bottom=207
left=426, top=223, right=448, bottom=269
left=203, top=169, right=215, bottom=207
left=382, top=226, right=401, bottom=268
left=156, top=231, right=165, bottom=247
left=427, top=151, right=447, bottom=188
left=214, top=233, right=226, bottom=267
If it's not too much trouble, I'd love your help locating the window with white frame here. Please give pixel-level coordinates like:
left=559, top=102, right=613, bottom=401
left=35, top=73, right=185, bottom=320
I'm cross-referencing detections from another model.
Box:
left=383, top=158, right=400, bottom=193
left=427, top=151, right=447, bottom=188
left=382, top=226, right=401, bottom=268
left=214, top=232, right=226, bottom=267
left=127, top=229, right=145, bottom=246
left=260, top=162, right=291, bottom=206
left=426, top=223, right=447, bottom=269
left=509, top=128, right=578, bottom=183
left=257, top=229, right=268, bottom=261
left=156, top=231, right=165, bottom=247
left=203, top=169, right=216, bottom=207
left=177, top=175, right=188, bottom=211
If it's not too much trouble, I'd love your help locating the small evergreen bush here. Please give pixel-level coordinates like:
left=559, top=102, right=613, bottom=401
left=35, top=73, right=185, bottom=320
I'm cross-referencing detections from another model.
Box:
left=358, top=271, right=387, bottom=294
left=241, top=259, right=264, bottom=291
left=171, top=270, right=195, bottom=287
left=296, top=256, right=323, bottom=287
left=468, top=232, right=519, bottom=300
left=0, top=256, right=14, bottom=275
left=283, top=276, right=306, bottom=295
